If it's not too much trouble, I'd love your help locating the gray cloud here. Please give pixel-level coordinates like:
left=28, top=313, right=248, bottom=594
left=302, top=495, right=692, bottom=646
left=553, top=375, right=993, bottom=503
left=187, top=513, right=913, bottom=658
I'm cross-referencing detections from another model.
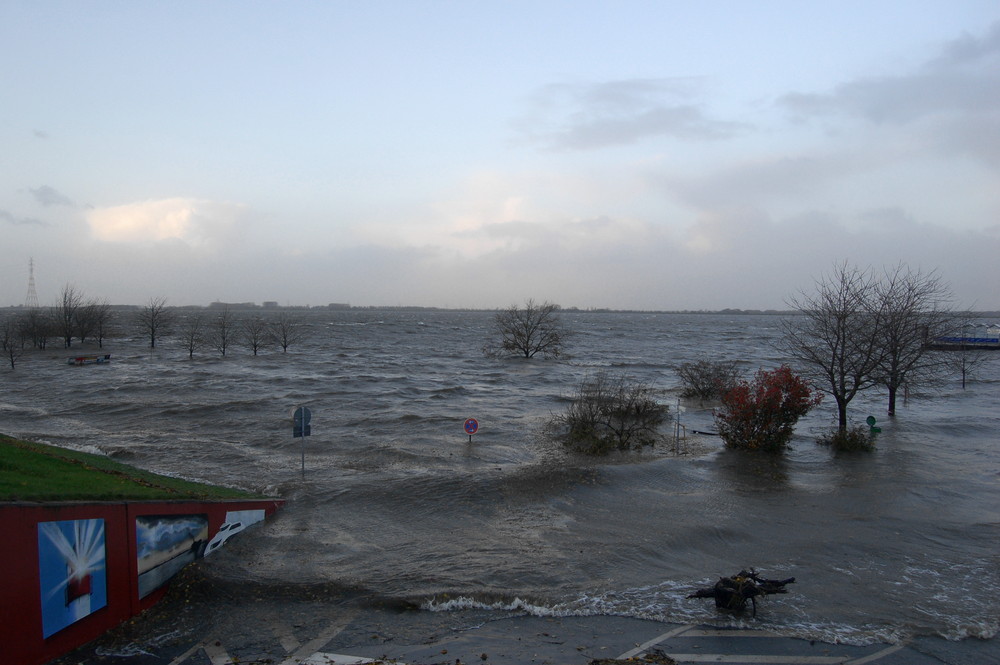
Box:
left=0, top=209, right=47, bottom=226
left=30, top=185, right=74, bottom=207
left=476, top=220, right=545, bottom=240
left=519, top=78, right=750, bottom=150
left=780, top=70, right=999, bottom=125
left=665, top=21, right=1000, bottom=223
left=20, top=204, right=998, bottom=311
left=931, top=20, right=1000, bottom=67
left=664, top=152, right=868, bottom=211
left=551, top=105, right=747, bottom=149
left=779, top=21, right=1000, bottom=125
left=925, top=112, right=1000, bottom=167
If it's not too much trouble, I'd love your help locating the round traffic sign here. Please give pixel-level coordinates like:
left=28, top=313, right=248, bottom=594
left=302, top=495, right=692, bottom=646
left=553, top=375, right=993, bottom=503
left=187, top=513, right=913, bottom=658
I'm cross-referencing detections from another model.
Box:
left=464, top=418, right=479, bottom=435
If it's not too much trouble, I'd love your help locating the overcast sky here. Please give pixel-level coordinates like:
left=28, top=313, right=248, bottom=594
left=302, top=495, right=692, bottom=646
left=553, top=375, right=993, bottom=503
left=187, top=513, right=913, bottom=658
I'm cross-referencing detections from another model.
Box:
left=2, top=2, right=998, bottom=310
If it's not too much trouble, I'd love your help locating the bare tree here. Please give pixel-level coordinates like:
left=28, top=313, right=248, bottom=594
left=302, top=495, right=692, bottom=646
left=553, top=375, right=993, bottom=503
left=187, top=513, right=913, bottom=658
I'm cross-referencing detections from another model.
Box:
left=874, top=265, right=958, bottom=415
left=677, top=359, right=742, bottom=402
left=180, top=313, right=205, bottom=359
left=1, top=316, right=23, bottom=369
left=949, top=345, right=992, bottom=389
left=136, top=296, right=172, bottom=349
left=270, top=311, right=304, bottom=352
left=242, top=315, right=269, bottom=355
left=74, top=299, right=101, bottom=344
left=55, top=284, right=84, bottom=348
left=552, top=371, right=669, bottom=454
left=212, top=306, right=235, bottom=356
left=484, top=299, right=565, bottom=359
left=940, top=317, right=997, bottom=389
left=90, top=300, right=114, bottom=349
left=783, top=263, right=887, bottom=432
left=21, top=308, right=54, bottom=349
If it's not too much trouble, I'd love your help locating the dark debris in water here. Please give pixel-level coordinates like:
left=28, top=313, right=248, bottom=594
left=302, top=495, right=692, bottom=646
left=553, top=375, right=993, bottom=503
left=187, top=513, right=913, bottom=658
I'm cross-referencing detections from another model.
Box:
left=590, top=649, right=677, bottom=664
left=686, top=568, right=794, bottom=615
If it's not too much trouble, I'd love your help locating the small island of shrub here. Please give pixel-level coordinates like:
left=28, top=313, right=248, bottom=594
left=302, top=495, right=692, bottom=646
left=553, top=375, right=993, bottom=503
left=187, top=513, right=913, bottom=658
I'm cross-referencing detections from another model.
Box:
left=676, top=358, right=742, bottom=402
left=817, top=425, right=875, bottom=451
left=552, top=371, right=669, bottom=455
left=715, top=365, right=820, bottom=453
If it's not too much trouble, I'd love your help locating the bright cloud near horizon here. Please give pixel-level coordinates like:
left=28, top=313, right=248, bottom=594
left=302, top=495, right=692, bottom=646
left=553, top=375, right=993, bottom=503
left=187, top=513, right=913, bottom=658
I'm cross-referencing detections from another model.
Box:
left=2, top=2, right=999, bottom=310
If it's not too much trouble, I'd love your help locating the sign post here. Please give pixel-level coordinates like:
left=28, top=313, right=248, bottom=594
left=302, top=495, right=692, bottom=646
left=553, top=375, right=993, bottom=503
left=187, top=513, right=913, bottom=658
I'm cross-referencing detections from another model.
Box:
left=291, top=406, right=312, bottom=475
left=464, top=418, right=479, bottom=443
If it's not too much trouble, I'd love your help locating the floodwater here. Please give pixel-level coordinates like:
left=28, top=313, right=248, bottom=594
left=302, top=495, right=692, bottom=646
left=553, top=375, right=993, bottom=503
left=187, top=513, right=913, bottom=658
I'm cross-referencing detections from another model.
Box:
left=2, top=309, right=997, bottom=646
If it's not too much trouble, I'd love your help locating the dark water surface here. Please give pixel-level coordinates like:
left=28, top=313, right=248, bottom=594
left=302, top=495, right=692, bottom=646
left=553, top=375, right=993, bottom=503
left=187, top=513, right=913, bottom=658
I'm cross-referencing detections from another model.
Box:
left=2, top=310, right=997, bottom=645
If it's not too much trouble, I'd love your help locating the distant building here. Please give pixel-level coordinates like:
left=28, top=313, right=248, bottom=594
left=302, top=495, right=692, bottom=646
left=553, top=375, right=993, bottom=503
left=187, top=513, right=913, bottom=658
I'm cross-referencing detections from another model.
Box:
left=208, top=301, right=257, bottom=309
left=327, top=303, right=351, bottom=310
left=262, top=301, right=279, bottom=309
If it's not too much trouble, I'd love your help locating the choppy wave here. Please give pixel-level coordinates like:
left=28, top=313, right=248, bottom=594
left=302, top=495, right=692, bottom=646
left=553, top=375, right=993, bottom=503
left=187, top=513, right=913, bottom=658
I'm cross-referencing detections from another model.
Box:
left=4, top=310, right=998, bottom=645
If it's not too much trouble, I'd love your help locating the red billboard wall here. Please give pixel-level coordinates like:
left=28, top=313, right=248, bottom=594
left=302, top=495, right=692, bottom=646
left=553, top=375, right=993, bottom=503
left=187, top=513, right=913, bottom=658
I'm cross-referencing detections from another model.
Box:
left=0, top=499, right=283, bottom=665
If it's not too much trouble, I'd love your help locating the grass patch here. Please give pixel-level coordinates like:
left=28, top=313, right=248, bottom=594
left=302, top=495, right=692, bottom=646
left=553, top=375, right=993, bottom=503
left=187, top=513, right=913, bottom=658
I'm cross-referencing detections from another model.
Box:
left=0, top=434, right=262, bottom=501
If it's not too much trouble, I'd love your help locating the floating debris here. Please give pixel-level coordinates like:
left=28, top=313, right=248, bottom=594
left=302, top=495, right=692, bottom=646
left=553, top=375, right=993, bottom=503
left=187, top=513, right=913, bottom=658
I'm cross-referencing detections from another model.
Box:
left=590, top=649, right=677, bottom=664
left=686, top=569, right=795, bottom=615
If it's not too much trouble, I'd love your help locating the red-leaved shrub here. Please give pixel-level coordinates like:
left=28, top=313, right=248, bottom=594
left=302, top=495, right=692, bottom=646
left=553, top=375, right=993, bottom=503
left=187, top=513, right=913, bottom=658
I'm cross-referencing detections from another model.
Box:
left=715, top=365, right=821, bottom=452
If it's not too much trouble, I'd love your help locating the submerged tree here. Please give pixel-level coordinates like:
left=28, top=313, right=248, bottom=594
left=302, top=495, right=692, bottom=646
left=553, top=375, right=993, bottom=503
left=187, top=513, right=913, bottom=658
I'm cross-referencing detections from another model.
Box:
left=484, top=299, right=565, bottom=359
left=873, top=264, right=957, bottom=416
left=553, top=371, right=669, bottom=455
left=677, top=359, right=742, bottom=402
left=136, top=296, right=172, bottom=349
left=783, top=263, right=886, bottom=432
left=212, top=306, right=235, bottom=356
left=88, top=300, right=115, bottom=349
left=715, top=365, right=820, bottom=452
left=270, top=311, right=304, bottom=352
left=787, top=262, right=962, bottom=428
left=55, top=284, right=84, bottom=348
left=947, top=339, right=994, bottom=389
left=242, top=316, right=269, bottom=355
left=20, top=308, right=54, bottom=349
left=179, top=313, right=204, bottom=359
left=1, top=316, right=23, bottom=369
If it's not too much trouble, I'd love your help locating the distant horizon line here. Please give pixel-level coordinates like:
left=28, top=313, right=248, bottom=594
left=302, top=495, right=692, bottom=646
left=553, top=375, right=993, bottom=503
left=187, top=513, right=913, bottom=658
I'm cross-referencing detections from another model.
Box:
left=3, top=301, right=794, bottom=314
left=4, top=302, right=1000, bottom=317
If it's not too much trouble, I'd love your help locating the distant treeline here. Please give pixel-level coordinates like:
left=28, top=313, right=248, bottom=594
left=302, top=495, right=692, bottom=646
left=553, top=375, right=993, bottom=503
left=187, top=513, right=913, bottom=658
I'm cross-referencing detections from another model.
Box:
left=2, top=303, right=997, bottom=317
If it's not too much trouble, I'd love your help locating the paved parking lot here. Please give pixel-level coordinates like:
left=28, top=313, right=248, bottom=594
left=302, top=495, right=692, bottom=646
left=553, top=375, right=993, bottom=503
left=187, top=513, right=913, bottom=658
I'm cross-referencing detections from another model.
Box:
left=54, top=602, right=998, bottom=665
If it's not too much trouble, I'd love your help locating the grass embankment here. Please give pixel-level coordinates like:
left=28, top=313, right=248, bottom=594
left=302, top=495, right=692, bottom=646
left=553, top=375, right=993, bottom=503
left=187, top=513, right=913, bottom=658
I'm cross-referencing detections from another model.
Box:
left=0, top=434, right=261, bottom=502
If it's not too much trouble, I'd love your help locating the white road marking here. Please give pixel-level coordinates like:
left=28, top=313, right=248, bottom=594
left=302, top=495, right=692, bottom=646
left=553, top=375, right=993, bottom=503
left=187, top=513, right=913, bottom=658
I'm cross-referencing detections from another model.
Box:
left=165, top=641, right=205, bottom=665
left=844, top=643, right=907, bottom=664
left=267, top=612, right=303, bottom=652
left=661, top=656, right=847, bottom=664
left=617, top=625, right=908, bottom=665
left=681, top=628, right=780, bottom=638
left=617, top=624, right=696, bottom=659
left=202, top=640, right=234, bottom=665
left=303, top=654, right=381, bottom=664
left=279, top=612, right=359, bottom=665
